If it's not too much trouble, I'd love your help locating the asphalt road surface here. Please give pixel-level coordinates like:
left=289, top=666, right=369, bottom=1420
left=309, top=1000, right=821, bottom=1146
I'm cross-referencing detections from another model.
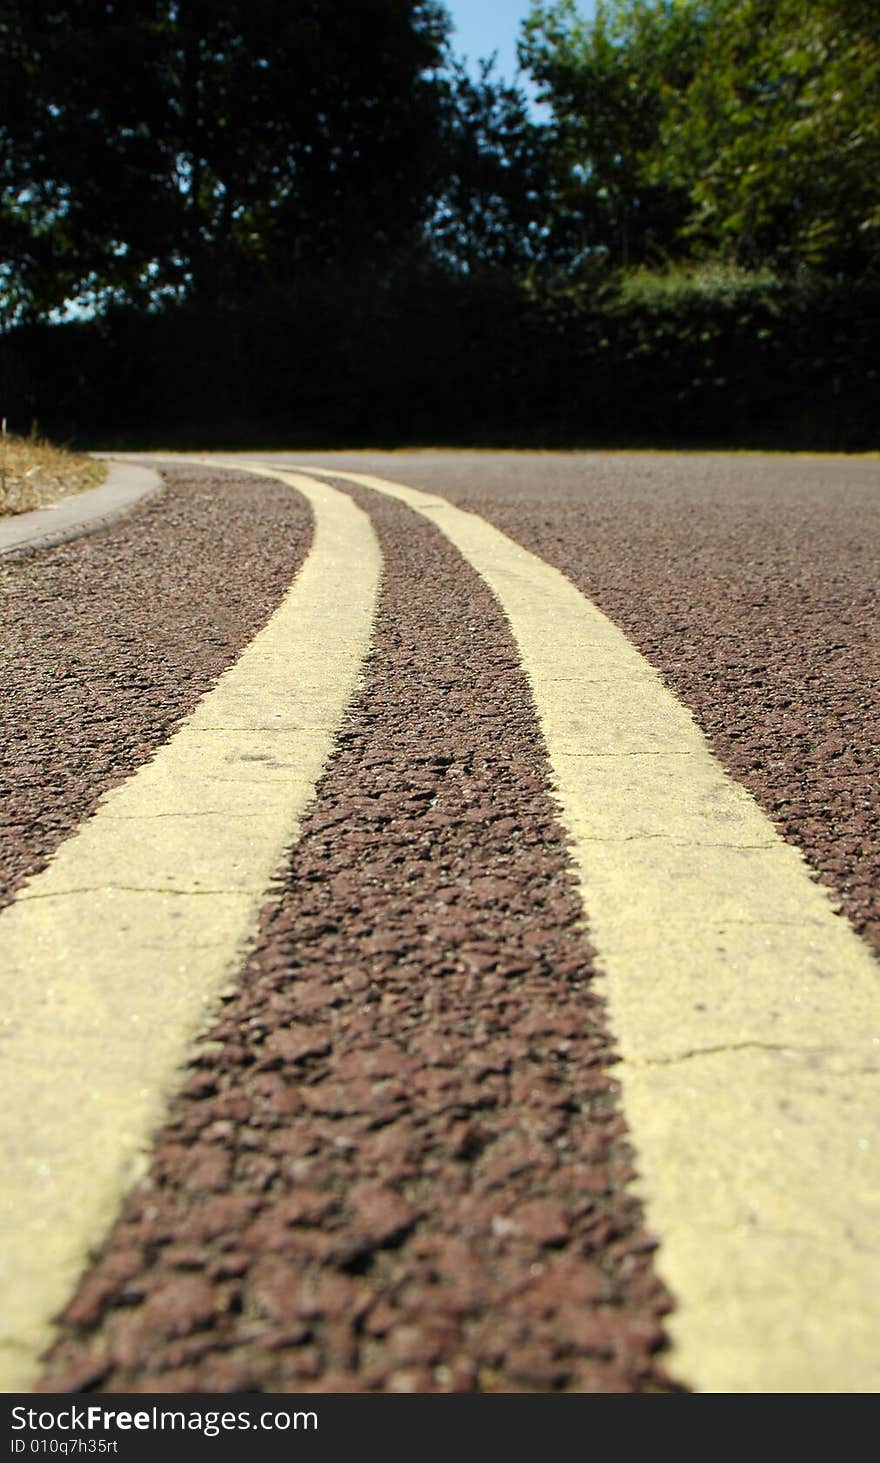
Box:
left=1, top=450, right=877, bottom=1395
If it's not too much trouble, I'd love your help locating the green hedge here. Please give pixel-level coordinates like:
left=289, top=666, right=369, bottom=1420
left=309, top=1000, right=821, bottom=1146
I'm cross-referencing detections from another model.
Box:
left=522, top=265, right=879, bottom=449
left=2, top=266, right=877, bottom=450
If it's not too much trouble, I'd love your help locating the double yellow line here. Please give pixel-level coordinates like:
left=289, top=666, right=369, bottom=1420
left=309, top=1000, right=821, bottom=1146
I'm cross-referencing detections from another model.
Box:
left=1, top=460, right=877, bottom=1392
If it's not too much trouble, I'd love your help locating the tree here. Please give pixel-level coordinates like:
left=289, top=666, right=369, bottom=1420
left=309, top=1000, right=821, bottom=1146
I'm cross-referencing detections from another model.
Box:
left=519, top=0, right=703, bottom=271
left=520, top=0, right=880, bottom=280
left=0, top=0, right=451, bottom=321
left=429, top=59, right=556, bottom=274
left=657, top=0, right=880, bottom=276
left=0, top=1, right=175, bottom=321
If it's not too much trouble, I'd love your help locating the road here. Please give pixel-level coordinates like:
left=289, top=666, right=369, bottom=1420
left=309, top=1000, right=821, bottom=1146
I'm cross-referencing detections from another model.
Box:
left=1, top=450, right=878, bottom=1394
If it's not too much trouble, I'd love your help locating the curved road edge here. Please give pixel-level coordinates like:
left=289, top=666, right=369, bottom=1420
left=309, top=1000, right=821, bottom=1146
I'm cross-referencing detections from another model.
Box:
left=0, top=461, right=162, bottom=562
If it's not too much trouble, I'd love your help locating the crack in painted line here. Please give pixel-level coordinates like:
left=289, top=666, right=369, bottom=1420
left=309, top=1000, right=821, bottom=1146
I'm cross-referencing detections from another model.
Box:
left=571, top=834, right=777, bottom=849
left=633, top=1041, right=849, bottom=1066
left=15, top=885, right=268, bottom=900
left=551, top=749, right=698, bottom=759
left=102, top=812, right=271, bottom=821
left=193, top=724, right=341, bottom=732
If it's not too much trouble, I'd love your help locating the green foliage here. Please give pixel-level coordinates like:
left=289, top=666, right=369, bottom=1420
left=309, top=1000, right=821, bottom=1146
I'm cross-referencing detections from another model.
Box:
left=521, top=0, right=880, bottom=278
left=0, top=0, right=451, bottom=320
left=1, top=0, right=877, bottom=449
left=429, top=59, right=556, bottom=273
left=4, top=266, right=877, bottom=451
left=657, top=0, right=880, bottom=275
left=616, top=261, right=778, bottom=306
left=519, top=0, right=705, bottom=268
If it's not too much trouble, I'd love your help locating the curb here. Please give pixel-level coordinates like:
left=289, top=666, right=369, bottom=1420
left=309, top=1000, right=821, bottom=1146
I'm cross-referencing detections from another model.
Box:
left=0, top=461, right=163, bottom=562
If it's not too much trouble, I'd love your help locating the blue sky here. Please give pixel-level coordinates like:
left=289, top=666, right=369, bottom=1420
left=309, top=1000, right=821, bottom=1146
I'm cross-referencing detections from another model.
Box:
left=443, top=0, right=596, bottom=83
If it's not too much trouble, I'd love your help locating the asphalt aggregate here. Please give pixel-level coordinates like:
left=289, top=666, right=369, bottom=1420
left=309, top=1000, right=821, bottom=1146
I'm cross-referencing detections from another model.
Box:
left=36, top=483, right=677, bottom=1394
left=293, top=450, right=880, bottom=957
left=4, top=450, right=877, bottom=1393
left=0, top=466, right=312, bottom=913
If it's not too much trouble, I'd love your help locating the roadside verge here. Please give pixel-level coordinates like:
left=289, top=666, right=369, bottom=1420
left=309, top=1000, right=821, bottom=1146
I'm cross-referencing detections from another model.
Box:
left=0, top=461, right=161, bottom=561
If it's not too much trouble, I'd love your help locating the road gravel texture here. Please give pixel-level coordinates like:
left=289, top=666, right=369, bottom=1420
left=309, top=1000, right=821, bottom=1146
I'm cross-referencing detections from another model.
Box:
left=37, top=485, right=677, bottom=1394
left=6, top=449, right=877, bottom=1393
left=290, top=450, right=880, bottom=959
left=0, top=466, right=312, bottom=912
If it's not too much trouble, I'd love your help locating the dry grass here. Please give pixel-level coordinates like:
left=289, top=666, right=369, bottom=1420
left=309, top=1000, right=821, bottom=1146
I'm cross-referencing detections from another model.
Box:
left=0, top=428, right=107, bottom=517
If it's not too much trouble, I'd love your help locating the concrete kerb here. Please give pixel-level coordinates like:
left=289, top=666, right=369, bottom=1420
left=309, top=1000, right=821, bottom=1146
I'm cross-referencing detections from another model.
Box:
left=0, top=460, right=162, bottom=562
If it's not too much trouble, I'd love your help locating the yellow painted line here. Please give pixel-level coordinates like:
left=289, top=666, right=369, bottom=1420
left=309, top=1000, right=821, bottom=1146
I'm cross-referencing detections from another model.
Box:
left=0, top=472, right=381, bottom=1391
left=286, top=465, right=880, bottom=1394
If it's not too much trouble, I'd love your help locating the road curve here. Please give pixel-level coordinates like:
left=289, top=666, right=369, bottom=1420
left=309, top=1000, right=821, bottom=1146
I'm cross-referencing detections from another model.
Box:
left=1, top=450, right=877, bottom=1394
left=0, top=462, right=161, bottom=562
